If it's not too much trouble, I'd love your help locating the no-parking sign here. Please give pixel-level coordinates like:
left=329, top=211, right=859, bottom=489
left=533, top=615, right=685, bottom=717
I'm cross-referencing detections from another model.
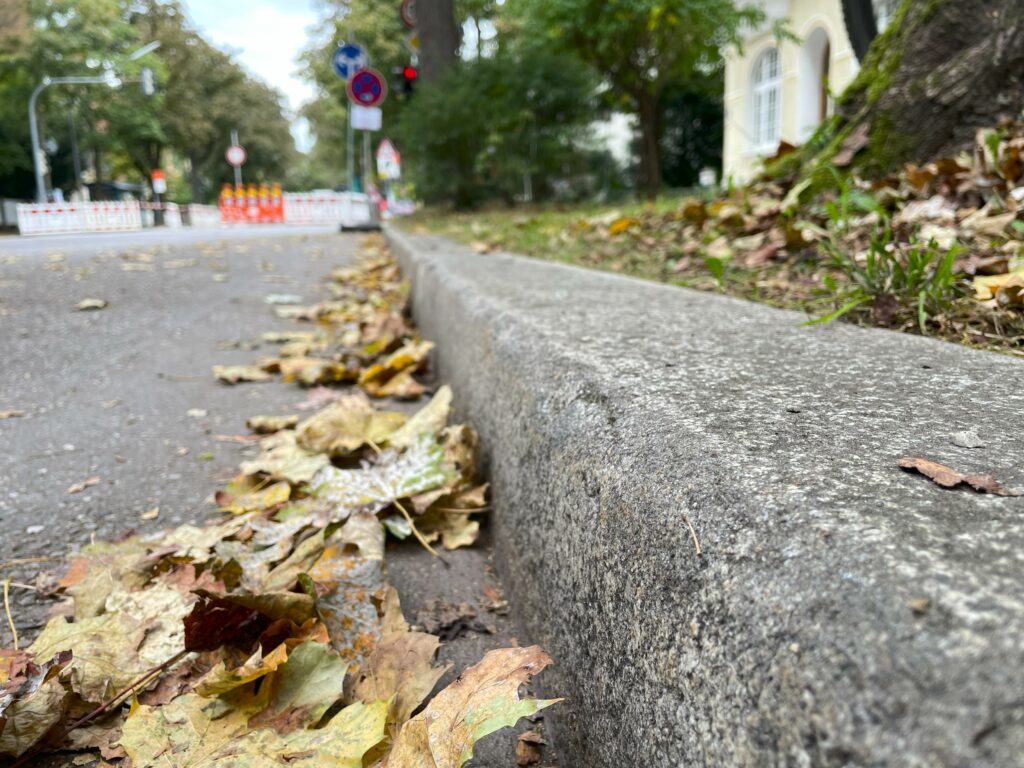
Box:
left=347, top=68, right=387, bottom=108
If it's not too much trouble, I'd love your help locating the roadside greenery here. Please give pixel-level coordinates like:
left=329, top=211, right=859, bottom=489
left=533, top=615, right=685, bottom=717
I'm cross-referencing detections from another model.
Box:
left=408, top=122, right=1024, bottom=355
left=301, top=0, right=744, bottom=206
left=0, top=0, right=295, bottom=202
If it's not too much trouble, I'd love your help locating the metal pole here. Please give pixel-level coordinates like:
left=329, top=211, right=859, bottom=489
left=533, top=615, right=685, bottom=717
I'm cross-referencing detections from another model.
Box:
left=230, top=129, right=243, bottom=188
left=29, top=75, right=111, bottom=203
left=67, top=108, right=82, bottom=195
left=363, top=130, right=371, bottom=193
left=29, top=80, right=49, bottom=203
left=347, top=109, right=355, bottom=191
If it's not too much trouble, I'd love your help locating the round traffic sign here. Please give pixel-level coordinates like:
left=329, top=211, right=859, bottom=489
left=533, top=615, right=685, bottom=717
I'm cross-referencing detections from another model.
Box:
left=225, top=144, right=247, bottom=167
left=400, top=0, right=417, bottom=29
left=347, top=68, right=387, bottom=108
left=332, top=42, right=367, bottom=81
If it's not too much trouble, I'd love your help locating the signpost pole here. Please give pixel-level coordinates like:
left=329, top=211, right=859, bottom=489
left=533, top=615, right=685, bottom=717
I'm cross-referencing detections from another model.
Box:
left=364, top=131, right=372, bottom=188
left=347, top=109, right=355, bottom=191
left=231, top=129, right=243, bottom=188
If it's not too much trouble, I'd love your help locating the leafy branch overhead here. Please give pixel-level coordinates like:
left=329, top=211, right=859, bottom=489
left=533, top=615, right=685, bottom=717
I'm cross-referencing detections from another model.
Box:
left=0, top=237, right=558, bottom=766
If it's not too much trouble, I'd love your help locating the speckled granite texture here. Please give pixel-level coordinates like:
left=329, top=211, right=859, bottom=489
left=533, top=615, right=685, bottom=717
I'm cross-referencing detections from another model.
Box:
left=388, top=226, right=1024, bottom=768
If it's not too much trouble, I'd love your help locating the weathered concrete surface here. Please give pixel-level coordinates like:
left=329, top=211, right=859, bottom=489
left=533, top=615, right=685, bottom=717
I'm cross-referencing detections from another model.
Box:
left=388, top=227, right=1024, bottom=768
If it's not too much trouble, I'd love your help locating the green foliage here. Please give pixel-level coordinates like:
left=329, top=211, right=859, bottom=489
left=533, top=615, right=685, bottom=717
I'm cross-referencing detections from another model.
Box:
left=812, top=178, right=966, bottom=331
left=398, top=40, right=605, bottom=207
left=515, top=0, right=762, bottom=195
left=703, top=255, right=727, bottom=288
left=516, top=0, right=759, bottom=105
left=0, top=0, right=296, bottom=202
left=657, top=75, right=724, bottom=188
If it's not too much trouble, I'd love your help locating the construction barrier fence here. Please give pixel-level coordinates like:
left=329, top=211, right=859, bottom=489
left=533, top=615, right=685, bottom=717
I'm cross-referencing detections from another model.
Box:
left=16, top=201, right=143, bottom=236
left=15, top=188, right=375, bottom=235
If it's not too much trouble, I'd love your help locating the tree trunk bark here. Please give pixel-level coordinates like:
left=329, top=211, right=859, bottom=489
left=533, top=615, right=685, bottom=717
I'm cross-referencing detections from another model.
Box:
left=417, top=0, right=460, bottom=84
left=189, top=151, right=204, bottom=204
left=637, top=91, right=661, bottom=200
left=804, top=0, right=1024, bottom=176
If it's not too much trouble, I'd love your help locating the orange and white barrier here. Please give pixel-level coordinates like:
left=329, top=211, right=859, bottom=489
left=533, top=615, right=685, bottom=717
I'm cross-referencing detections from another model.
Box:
left=16, top=201, right=143, bottom=236
left=219, top=183, right=285, bottom=225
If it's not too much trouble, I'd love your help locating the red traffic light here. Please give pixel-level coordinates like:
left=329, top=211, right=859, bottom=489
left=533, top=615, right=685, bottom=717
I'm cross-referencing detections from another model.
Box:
left=403, top=66, right=418, bottom=81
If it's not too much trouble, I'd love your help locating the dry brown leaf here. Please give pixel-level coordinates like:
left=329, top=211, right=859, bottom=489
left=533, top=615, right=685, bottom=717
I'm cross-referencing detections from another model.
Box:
left=353, top=631, right=450, bottom=729
left=898, top=457, right=1022, bottom=496
left=213, top=365, right=272, bottom=385
left=833, top=123, right=870, bottom=167
left=385, top=646, right=561, bottom=768
left=67, top=476, right=100, bottom=494
left=0, top=410, right=24, bottom=419
left=516, top=731, right=544, bottom=766
left=246, top=414, right=299, bottom=434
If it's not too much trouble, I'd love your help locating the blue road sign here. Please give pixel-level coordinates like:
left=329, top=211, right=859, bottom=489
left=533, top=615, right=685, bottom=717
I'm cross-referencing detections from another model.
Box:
left=332, top=42, right=367, bottom=81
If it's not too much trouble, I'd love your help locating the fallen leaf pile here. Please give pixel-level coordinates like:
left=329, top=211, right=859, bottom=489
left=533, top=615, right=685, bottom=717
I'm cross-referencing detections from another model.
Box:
left=215, top=244, right=430, bottom=395
left=0, top=238, right=558, bottom=766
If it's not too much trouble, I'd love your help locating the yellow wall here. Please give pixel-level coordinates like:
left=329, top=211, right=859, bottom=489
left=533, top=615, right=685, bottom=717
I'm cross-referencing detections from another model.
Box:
left=723, top=0, right=859, bottom=183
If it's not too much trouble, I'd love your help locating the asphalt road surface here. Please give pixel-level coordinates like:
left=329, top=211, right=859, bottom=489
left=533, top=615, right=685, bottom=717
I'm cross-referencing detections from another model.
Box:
left=0, top=226, right=554, bottom=766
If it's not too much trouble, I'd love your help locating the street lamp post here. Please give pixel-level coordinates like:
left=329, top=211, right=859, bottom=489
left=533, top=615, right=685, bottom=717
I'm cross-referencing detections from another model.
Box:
left=29, top=75, right=110, bottom=202
left=28, top=42, right=161, bottom=203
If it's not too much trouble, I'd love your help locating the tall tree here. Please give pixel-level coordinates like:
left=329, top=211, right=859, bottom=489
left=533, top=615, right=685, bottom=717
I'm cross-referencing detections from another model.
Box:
left=417, top=0, right=460, bottom=83
left=518, top=0, right=760, bottom=199
left=795, top=0, right=1024, bottom=178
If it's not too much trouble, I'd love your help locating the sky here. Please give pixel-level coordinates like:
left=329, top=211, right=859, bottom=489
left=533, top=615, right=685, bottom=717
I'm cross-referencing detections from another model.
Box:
left=183, top=0, right=322, bottom=150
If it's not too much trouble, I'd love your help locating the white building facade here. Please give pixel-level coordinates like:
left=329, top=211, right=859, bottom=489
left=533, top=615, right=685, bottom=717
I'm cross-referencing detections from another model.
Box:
left=722, top=0, right=898, bottom=182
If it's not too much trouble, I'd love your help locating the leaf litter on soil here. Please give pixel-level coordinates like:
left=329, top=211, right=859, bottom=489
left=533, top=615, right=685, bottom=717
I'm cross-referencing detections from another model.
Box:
left=418, top=120, right=1024, bottom=355
left=0, top=236, right=559, bottom=766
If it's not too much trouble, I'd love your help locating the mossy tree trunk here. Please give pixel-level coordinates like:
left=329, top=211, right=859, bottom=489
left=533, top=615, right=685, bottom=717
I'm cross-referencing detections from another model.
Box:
left=794, top=0, right=1024, bottom=178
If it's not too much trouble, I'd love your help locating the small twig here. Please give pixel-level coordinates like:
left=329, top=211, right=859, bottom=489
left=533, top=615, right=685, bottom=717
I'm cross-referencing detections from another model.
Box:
left=63, top=648, right=189, bottom=733
left=3, top=577, right=18, bottom=650
left=431, top=505, right=490, bottom=515
left=682, top=514, right=702, bottom=557
left=4, top=582, right=37, bottom=591
left=393, top=499, right=442, bottom=560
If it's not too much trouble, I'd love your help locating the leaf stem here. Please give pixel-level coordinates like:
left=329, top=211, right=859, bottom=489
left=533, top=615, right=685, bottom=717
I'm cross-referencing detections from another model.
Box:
left=394, top=499, right=442, bottom=559
left=3, top=577, right=18, bottom=650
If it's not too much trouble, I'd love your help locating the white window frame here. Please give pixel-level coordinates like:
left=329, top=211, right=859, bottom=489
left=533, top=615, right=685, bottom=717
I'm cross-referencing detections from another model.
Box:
left=750, top=47, right=782, bottom=154
left=873, top=0, right=899, bottom=32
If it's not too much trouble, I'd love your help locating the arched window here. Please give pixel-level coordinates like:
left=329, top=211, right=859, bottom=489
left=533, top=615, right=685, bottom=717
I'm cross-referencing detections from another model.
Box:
left=797, top=28, right=832, bottom=140
left=751, top=48, right=781, bottom=153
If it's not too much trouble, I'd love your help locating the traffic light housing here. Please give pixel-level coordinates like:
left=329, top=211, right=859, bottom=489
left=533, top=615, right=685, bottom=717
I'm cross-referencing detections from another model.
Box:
left=392, top=65, right=417, bottom=98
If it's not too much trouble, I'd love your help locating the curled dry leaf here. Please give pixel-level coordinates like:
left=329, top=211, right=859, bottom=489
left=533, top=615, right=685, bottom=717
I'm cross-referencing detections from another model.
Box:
left=516, top=731, right=545, bottom=766
left=246, top=414, right=299, bottom=434
left=0, top=649, right=73, bottom=757
left=0, top=410, right=24, bottom=420
left=66, top=476, right=99, bottom=494
left=898, top=456, right=1022, bottom=496
left=73, top=298, right=108, bottom=311
left=213, top=365, right=273, bottom=385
